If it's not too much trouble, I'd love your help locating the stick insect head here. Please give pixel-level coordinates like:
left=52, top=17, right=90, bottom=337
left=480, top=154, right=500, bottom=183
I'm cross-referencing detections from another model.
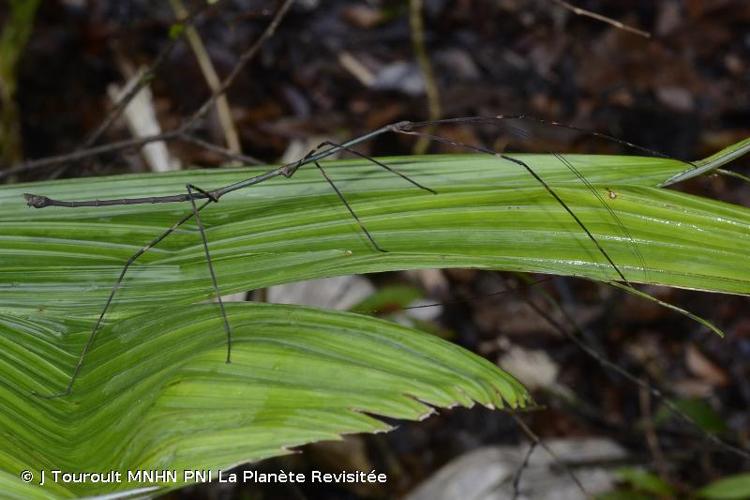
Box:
left=24, top=193, right=51, bottom=208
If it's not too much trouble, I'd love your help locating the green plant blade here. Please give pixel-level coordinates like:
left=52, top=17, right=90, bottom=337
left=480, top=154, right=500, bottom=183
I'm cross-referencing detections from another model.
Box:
left=1, top=303, right=528, bottom=497
left=2, top=154, right=749, bottom=321
left=1, top=149, right=749, bottom=497
left=698, top=473, right=750, bottom=500
left=662, top=137, right=750, bottom=185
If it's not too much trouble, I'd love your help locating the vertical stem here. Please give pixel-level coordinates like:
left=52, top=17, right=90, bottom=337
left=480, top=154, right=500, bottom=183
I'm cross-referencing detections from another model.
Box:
left=409, top=0, right=441, bottom=155
left=0, top=0, right=41, bottom=168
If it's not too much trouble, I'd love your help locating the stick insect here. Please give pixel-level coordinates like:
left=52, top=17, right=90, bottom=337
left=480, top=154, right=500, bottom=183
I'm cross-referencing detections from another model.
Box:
left=24, top=115, right=689, bottom=398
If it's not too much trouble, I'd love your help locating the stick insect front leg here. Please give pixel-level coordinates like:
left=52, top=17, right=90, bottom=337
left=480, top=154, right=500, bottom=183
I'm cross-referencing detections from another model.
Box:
left=303, top=141, right=438, bottom=253
left=314, top=140, right=438, bottom=195
left=186, top=183, right=232, bottom=363
left=34, top=198, right=213, bottom=399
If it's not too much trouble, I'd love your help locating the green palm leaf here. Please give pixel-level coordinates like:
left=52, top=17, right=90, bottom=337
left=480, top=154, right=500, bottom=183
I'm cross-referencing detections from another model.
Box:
left=1, top=140, right=748, bottom=497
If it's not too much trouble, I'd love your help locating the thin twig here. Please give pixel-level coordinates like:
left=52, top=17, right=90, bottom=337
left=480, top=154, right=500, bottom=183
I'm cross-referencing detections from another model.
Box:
left=4, top=0, right=294, bottom=180
left=180, top=0, right=295, bottom=134
left=80, top=1, right=213, bottom=150
left=639, top=385, right=671, bottom=481
left=511, top=440, right=537, bottom=500
left=79, top=1, right=216, bottom=152
left=516, top=276, right=750, bottom=461
left=42, top=4, right=215, bottom=180
left=2, top=3, right=204, bottom=180
left=3, top=127, right=263, bottom=181
left=170, top=0, right=241, bottom=153
left=178, top=132, right=262, bottom=165
left=548, top=0, right=651, bottom=38
left=511, top=413, right=588, bottom=497
left=2, top=131, right=181, bottom=179
left=0, top=0, right=41, bottom=168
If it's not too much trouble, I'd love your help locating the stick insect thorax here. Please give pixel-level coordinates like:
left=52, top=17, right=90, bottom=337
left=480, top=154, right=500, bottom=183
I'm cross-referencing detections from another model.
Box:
left=23, top=122, right=408, bottom=209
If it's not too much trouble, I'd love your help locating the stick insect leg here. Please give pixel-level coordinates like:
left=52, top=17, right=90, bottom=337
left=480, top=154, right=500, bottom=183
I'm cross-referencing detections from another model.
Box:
left=33, top=201, right=212, bottom=399
left=313, top=161, right=387, bottom=253
left=551, top=152, right=646, bottom=283
left=186, top=184, right=232, bottom=363
left=298, top=139, right=438, bottom=253
left=393, top=126, right=631, bottom=284
left=457, top=118, right=647, bottom=282
left=314, top=140, right=438, bottom=194
left=501, top=154, right=630, bottom=285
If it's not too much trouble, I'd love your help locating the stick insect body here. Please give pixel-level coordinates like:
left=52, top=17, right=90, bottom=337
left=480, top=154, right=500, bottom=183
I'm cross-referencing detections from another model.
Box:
left=24, top=116, right=672, bottom=398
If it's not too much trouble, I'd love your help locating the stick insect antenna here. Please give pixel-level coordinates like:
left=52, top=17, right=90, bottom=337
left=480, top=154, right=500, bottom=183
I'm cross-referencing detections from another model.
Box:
left=406, top=115, right=698, bottom=167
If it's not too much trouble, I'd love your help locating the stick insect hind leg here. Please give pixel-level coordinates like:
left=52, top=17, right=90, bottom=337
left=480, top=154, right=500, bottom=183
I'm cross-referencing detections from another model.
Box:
left=391, top=121, right=632, bottom=285
left=484, top=117, right=650, bottom=282
left=33, top=196, right=215, bottom=399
